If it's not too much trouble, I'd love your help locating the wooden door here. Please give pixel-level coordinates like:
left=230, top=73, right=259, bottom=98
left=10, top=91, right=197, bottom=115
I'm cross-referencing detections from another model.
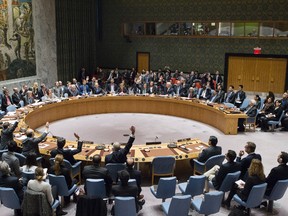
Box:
left=137, top=52, right=150, bottom=73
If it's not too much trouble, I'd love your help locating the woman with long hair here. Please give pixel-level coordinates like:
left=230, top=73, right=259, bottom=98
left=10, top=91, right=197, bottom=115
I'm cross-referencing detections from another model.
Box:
left=223, top=159, right=265, bottom=208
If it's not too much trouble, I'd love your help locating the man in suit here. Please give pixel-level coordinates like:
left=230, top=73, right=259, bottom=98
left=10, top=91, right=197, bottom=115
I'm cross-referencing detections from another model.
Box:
left=234, top=85, right=246, bottom=108
left=1, top=88, right=13, bottom=112
left=50, top=134, right=83, bottom=165
left=203, top=150, right=241, bottom=192
left=2, top=141, right=21, bottom=178
left=238, top=99, right=258, bottom=132
left=79, top=79, right=91, bottom=95
left=0, top=117, right=19, bottom=150
left=265, top=151, right=288, bottom=196
left=106, top=78, right=119, bottom=94
left=125, top=158, right=144, bottom=199
left=0, top=161, right=24, bottom=204
left=147, top=81, right=157, bottom=94
left=105, top=126, right=135, bottom=164
left=11, top=88, right=22, bottom=108
left=236, top=142, right=262, bottom=180
left=22, top=122, right=49, bottom=157
left=197, top=136, right=222, bottom=163
left=82, top=154, right=113, bottom=196
left=224, top=85, right=235, bottom=104
left=214, top=84, right=225, bottom=103
left=163, top=82, right=175, bottom=96
left=111, top=170, right=145, bottom=214
left=198, top=84, right=212, bottom=100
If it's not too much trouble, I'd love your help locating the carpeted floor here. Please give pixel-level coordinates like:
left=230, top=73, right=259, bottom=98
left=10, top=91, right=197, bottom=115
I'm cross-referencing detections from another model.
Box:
left=1, top=113, right=287, bottom=215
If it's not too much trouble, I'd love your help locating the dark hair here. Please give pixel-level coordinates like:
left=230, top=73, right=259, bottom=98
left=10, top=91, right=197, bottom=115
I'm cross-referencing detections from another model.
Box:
left=3, top=122, right=10, bottom=129
left=118, top=170, right=130, bottom=185
left=92, top=154, right=101, bottom=165
left=57, top=137, right=66, bottom=149
left=7, top=140, right=17, bottom=152
left=209, top=136, right=218, bottom=146
left=239, top=85, right=243, bottom=89
left=226, top=150, right=237, bottom=162
left=280, top=151, right=288, bottom=164
left=247, top=141, right=256, bottom=152
left=255, top=95, right=260, bottom=101
left=26, top=152, right=37, bottom=168
left=229, top=85, right=234, bottom=89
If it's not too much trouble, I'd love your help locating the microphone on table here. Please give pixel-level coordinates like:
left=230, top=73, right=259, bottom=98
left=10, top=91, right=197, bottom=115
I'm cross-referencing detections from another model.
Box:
left=155, top=136, right=158, bottom=142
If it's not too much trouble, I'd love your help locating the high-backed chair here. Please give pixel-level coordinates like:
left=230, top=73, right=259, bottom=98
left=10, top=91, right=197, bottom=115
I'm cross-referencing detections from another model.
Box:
left=150, top=177, right=177, bottom=202
left=0, top=149, right=8, bottom=159
left=224, top=102, right=235, bottom=108
left=48, top=174, right=78, bottom=205
left=240, top=98, right=250, bottom=109
left=114, top=196, right=137, bottom=216
left=208, top=171, right=241, bottom=198
left=178, top=175, right=205, bottom=198
left=191, top=191, right=224, bottom=216
left=22, top=189, right=60, bottom=215
left=22, top=171, right=35, bottom=183
left=264, top=179, right=288, bottom=212
left=14, top=152, right=26, bottom=166
left=0, top=187, right=21, bottom=213
left=268, top=111, right=285, bottom=131
left=151, top=156, right=175, bottom=185
left=162, top=195, right=191, bottom=216
left=86, top=179, right=107, bottom=199
left=105, top=163, right=126, bottom=183
left=233, top=183, right=267, bottom=216
left=49, top=158, right=82, bottom=183
left=193, top=154, right=225, bottom=175
left=244, top=110, right=259, bottom=132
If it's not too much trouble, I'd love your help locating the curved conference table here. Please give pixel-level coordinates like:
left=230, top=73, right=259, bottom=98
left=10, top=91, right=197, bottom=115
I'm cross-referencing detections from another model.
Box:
left=7, top=96, right=246, bottom=175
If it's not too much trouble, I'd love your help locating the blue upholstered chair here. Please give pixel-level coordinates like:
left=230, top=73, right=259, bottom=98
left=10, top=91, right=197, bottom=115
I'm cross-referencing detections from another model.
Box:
left=233, top=183, right=267, bottom=216
left=264, top=179, right=288, bottom=212
left=178, top=175, right=205, bottom=197
left=115, top=196, right=136, bottom=216
left=105, top=163, right=126, bottom=183
left=49, top=158, right=82, bottom=183
left=0, top=150, right=8, bottom=159
left=0, top=187, right=21, bottom=213
left=193, top=154, right=225, bottom=175
left=150, top=177, right=176, bottom=202
left=191, top=191, right=224, bottom=216
left=22, top=170, right=35, bottom=183
left=151, top=156, right=175, bottom=185
left=6, top=105, right=17, bottom=112
left=268, top=110, right=285, bottom=131
left=14, top=152, right=27, bottom=166
left=224, top=102, right=235, bottom=108
left=240, top=98, right=250, bottom=109
left=162, top=195, right=191, bottom=216
left=244, top=109, right=259, bottom=132
left=209, top=171, right=241, bottom=195
left=86, top=179, right=107, bottom=198
left=48, top=174, right=78, bottom=204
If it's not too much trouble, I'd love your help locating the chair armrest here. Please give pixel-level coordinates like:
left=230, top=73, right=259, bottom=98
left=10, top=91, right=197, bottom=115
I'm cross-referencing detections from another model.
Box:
left=72, top=161, right=82, bottom=169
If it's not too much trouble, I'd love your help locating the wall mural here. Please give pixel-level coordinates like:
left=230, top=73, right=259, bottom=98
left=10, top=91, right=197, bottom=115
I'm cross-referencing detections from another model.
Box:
left=0, top=0, right=35, bottom=81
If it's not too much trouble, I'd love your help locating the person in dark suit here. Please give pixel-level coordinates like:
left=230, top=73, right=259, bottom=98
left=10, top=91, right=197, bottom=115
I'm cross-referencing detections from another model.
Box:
left=92, top=82, right=105, bottom=95
left=79, top=79, right=91, bottom=95
left=224, top=85, right=235, bottom=104
left=1, top=88, right=13, bottom=112
left=198, top=84, right=212, bottom=100
left=197, top=136, right=222, bottom=163
left=106, top=78, right=119, bottom=94
left=50, top=134, right=83, bottom=165
left=0, top=118, right=19, bottom=150
left=22, top=122, right=49, bottom=157
left=111, top=170, right=145, bottom=214
left=124, top=158, right=143, bottom=199
left=105, top=126, right=135, bottom=164
left=259, top=99, right=283, bottom=132
left=236, top=142, right=262, bottom=180
left=265, top=151, right=288, bottom=196
left=238, top=99, right=258, bottom=132
left=234, top=85, right=246, bottom=108
left=163, top=82, right=175, bottom=96
left=2, top=141, right=21, bottom=178
left=82, top=154, right=113, bottom=196
left=204, top=150, right=241, bottom=191
left=11, top=88, right=22, bottom=108
left=214, top=71, right=223, bottom=86
left=0, top=161, right=24, bottom=203
left=147, top=81, right=157, bottom=94
left=224, top=159, right=265, bottom=209
left=214, top=84, right=225, bottom=103
left=49, top=154, right=74, bottom=205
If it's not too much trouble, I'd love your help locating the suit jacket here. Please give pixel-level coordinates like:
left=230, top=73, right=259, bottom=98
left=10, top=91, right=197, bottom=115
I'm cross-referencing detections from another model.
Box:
left=236, top=153, right=262, bottom=180
left=265, top=164, right=288, bottom=196
left=244, top=105, right=258, bottom=117
left=197, top=146, right=222, bottom=163
left=2, top=151, right=21, bottom=177
left=199, top=88, right=212, bottom=100
left=234, top=90, right=246, bottom=104
left=1, top=95, right=13, bottom=111
left=238, top=175, right=265, bottom=201
left=12, top=92, right=22, bottom=106
left=147, top=86, right=158, bottom=94
left=125, top=168, right=142, bottom=194
left=163, top=86, right=175, bottom=96
left=267, top=107, right=283, bottom=121
left=105, top=136, right=135, bottom=164
left=79, top=84, right=91, bottom=95
left=22, top=132, right=48, bottom=157
left=0, top=121, right=19, bottom=150
left=0, top=174, right=24, bottom=201
left=106, top=83, right=119, bottom=94
left=212, top=161, right=241, bottom=190
left=224, top=91, right=235, bottom=103
left=76, top=195, right=107, bottom=216
left=50, top=141, right=83, bottom=165
left=92, top=87, right=104, bottom=95
left=82, top=164, right=113, bottom=194
left=214, top=90, right=225, bottom=103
